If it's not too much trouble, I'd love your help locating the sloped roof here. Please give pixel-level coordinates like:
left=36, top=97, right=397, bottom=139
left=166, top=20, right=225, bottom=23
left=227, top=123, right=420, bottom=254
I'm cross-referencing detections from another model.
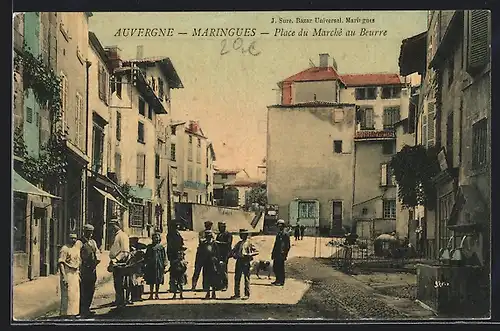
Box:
left=225, top=178, right=265, bottom=188
left=122, top=57, right=183, bottom=88
left=281, top=67, right=345, bottom=85
left=215, top=169, right=242, bottom=175
left=341, top=73, right=402, bottom=86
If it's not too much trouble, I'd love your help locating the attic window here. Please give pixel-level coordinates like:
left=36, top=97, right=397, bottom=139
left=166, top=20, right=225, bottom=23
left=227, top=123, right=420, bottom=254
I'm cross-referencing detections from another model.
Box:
left=355, top=87, right=377, bottom=100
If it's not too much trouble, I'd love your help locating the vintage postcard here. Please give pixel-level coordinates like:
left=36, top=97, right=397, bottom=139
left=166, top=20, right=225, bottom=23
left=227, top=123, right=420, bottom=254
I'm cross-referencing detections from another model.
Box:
left=11, top=10, right=491, bottom=322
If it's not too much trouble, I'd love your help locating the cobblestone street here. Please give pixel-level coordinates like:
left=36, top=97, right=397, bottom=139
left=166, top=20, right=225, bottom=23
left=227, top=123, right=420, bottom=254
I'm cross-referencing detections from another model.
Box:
left=40, top=233, right=434, bottom=321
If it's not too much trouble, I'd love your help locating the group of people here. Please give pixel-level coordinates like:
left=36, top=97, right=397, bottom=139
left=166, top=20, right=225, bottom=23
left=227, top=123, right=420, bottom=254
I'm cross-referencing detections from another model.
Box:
left=293, top=222, right=306, bottom=241
left=57, top=217, right=293, bottom=317
left=57, top=224, right=101, bottom=318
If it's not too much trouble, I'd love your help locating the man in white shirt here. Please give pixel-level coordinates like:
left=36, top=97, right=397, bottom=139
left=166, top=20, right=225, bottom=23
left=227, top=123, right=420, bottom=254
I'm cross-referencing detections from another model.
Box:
left=108, top=219, right=130, bottom=307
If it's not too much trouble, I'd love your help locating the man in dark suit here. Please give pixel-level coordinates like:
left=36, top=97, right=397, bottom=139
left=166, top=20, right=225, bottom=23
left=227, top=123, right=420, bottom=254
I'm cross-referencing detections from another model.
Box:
left=79, top=224, right=100, bottom=317
left=215, top=221, right=233, bottom=291
left=191, top=220, right=213, bottom=290
left=271, top=219, right=291, bottom=286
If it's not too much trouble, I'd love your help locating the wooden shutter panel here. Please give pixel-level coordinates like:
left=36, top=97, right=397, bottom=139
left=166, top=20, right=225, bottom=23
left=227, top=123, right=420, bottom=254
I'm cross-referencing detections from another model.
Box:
left=427, top=102, right=435, bottom=143
left=381, top=164, right=387, bottom=186
left=366, top=108, right=374, bottom=128
left=467, top=10, right=490, bottom=74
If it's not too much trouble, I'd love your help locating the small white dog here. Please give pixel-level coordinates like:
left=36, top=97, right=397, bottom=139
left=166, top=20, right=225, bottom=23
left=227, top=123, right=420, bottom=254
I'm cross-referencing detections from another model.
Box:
left=250, top=260, right=274, bottom=279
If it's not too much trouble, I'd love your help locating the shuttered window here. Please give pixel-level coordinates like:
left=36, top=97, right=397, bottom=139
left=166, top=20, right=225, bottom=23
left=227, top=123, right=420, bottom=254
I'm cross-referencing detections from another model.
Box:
left=446, top=112, right=454, bottom=167
left=60, top=73, right=68, bottom=131
left=422, top=114, right=428, bottom=146
left=467, top=10, right=490, bottom=75
left=360, top=107, right=374, bottom=129
left=427, top=101, right=436, bottom=146
left=116, top=111, right=121, bottom=141
left=139, top=98, right=145, bottom=116
left=98, top=63, right=107, bottom=103
left=472, top=118, right=488, bottom=170
left=155, top=153, right=160, bottom=178
left=76, top=93, right=84, bottom=149
left=115, top=152, right=122, bottom=183
left=383, top=107, right=400, bottom=129
left=137, top=121, right=145, bottom=143
left=170, top=143, right=176, bottom=161
left=136, top=153, right=146, bottom=186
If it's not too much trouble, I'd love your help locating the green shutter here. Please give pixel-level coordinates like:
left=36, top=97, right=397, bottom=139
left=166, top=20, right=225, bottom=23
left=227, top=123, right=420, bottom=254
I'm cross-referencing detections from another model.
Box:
left=467, top=10, right=490, bottom=74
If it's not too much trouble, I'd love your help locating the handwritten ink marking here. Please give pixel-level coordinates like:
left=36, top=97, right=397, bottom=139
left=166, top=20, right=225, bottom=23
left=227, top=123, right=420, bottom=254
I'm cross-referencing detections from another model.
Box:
left=220, top=38, right=261, bottom=56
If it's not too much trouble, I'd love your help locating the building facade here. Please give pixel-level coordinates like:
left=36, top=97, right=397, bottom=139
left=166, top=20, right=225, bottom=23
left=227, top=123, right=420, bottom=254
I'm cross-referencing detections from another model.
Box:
left=170, top=121, right=215, bottom=205
left=213, top=169, right=249, bottom=207
left=267, top=103, right=357, bottom=235
left=268, top=53, right=409, bottom=236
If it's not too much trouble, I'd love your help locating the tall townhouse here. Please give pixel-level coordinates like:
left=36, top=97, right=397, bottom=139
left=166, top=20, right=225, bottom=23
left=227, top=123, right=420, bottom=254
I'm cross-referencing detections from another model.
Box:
left=268, top=53, right=409, bottom=237
left=170, top=121, right=215, bottom=204
left=12, top=12, right=61, bottom=284
left=86, top=32, right=127, bottom=250
left=105, top=49, right=183, bottom=237
left=56, top=12, right=92, bottom=246
left=154, top=116, right=171, bottom=232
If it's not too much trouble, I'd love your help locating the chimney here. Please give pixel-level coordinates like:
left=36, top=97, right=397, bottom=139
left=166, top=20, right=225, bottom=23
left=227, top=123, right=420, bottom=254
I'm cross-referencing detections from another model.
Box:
left=105, top=46, right=123, bottom=71
left=136, top=45, right=144, bottom=60
left=319, top=53, right=330, bottom=68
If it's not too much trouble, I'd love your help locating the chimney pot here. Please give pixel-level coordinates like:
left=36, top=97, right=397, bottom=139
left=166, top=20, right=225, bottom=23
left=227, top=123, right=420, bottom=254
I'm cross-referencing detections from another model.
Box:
left=319, top=53, right=330, bottom=68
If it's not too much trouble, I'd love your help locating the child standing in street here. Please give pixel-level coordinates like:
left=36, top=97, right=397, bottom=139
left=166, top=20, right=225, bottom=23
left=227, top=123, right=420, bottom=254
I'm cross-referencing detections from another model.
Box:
left=144, top=233, right=168, bottom=300
left=168, top=247, right=188, bottom=299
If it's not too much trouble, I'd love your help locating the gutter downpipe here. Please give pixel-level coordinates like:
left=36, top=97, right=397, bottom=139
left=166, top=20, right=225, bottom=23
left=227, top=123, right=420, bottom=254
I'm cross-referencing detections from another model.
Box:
left=85, top=60, right=92, bottom=230
left=351, top=106, right=358, bottom=234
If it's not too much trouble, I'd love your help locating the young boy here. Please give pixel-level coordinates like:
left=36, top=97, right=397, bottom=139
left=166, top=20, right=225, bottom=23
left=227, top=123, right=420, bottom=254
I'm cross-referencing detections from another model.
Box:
left=168, top=247, right=188, bottom=299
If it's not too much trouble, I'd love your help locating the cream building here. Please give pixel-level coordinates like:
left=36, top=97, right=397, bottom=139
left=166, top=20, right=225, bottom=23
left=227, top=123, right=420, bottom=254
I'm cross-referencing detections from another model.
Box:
left=170, top=121, right=215, bottom=205
left=269, top=53, right=410, bottom=237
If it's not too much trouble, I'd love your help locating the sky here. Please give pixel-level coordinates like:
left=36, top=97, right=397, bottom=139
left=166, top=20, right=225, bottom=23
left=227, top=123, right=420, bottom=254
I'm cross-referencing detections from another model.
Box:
left=89, top=11, right=427, bottom=177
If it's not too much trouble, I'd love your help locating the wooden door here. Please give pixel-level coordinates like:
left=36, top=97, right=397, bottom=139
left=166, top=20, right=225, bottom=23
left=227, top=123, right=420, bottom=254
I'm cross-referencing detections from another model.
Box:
left=331, top=201, right=343, bottom=233
left=39, top=210, right=48, bottom=276
left=29, top=205, right=42, bottom=279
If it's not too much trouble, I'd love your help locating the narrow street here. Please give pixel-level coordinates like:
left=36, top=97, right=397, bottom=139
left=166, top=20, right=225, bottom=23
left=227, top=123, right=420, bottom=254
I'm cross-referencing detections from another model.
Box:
left=40, top=232, right=434, bottom=321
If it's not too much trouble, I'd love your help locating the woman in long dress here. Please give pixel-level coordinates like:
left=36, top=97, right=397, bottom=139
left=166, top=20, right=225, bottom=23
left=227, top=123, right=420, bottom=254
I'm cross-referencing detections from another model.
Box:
left=58, top=233, right=82, bottom=317
left=199, top=230, right=223, bottom=300
left=144, top=232, right=168, bottom=300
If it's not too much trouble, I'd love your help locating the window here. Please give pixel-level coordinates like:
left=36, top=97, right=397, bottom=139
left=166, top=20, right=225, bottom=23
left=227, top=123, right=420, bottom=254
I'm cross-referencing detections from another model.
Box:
left=355, top=87, right=377, bottom=100
left=196, top=146, right=201, bottom=164
left=422, top=114, right=428, bottom=146
left=187, top=165, right=193, bottom=181
left=114, top=153, right=122, bottom=183
left=14, top=193, right=27, bottom=252
left=298, top=201, right=316, bottom=218
left=171, top=126, right=176, bottom=135
left=137, top=121, right=145, bottom=143
left=381, top=163, right=395, bottom=186
left=446, top=112, right=454, bottom=167
left=332, top=201, right=343, bottom=231
left=136, top=153, right=146, bottom=186
left=359, top=107, right=374, bottom=129
left=155, top=153, right=160, bottom=178
left=129, top=203, right=145, bottom=228
left=116, top=111, right=121, bottom=141
left=408, top=106, right=416, bottom=134
left=196, top=167, right=201, bottom=182
left=188, top=135, right=193, bottom=161
left=170, top=143, right=176, bottom=161
left=221, top=174, right=228, bottom=180
left=382, top=141, right=395, bottom=155
left=171, top=167, right=177, bottom=185
left=139, top=98, right=146, bottom=116
left=472, top=118, right=488, bottom=169
left=148, top=104, right=153, bottom=120
left=76, top=93, right=84, bottom=148
left=60, top=73, right=68, bottom=129
left=98, top=63, right=107, bottom=103
left=383, top=107, right=400, bottom=130
left=92, top=124, right=104, bottom=173
left=381, top=86, right=402, bottom=99
left=197, top=138, right=201, bottom=147
left=333, top=140, right=342, bottom=153
left=427, top=102, right=436, bottom=146
left=158, top=78, right=164, bottom=99
left=26, top=107, right=33, bottom=123
left=467, top=10, right=490, bottom=75
left=383, top=199, right=396, bottom=219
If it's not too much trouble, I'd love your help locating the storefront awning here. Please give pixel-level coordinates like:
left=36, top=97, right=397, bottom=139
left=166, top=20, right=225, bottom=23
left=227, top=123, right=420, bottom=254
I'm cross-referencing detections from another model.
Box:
left=94, top=186, right=125, bottom=208
left=13, top=170, right=61, bottom=199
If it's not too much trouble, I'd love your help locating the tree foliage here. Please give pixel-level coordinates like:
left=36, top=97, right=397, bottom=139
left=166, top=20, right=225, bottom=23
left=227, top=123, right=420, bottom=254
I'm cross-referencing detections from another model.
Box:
left=389, top=144, right=440, bottom=210
left=14, top=47, right=68, bottom=188
left=246, top=185, right=267, bottom=207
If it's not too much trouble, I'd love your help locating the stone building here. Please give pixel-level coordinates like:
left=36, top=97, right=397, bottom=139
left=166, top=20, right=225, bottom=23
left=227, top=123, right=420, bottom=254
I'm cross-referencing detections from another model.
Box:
left=269, top=53, right=409, bottom=236
left=104, top=50, right=183, bottom=238
left=169, top=121, right=215, bottom=205
left=12, top=12, right=62, bottom=284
